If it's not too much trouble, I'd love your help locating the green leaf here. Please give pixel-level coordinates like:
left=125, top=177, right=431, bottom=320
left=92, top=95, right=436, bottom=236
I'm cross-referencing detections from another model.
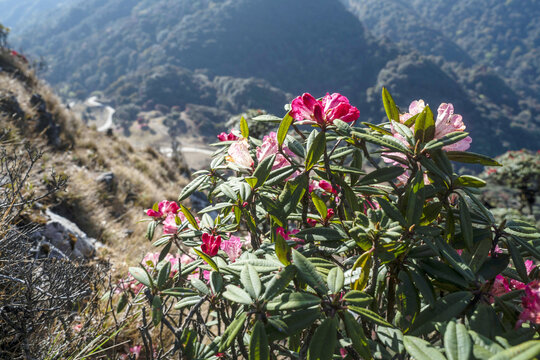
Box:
left=404, top=335, right=446, bottom=360
left=152, top=295, right=162, bottom=326
left=420, top=259, right=469, bottom=288
left=292, top=249, right=328, bottom=296
left=358, top=166, right=405, bottom=186
left=349, top=306, right=393, bottom=327
left=455, top=175, right=486, bottom=188
left=488, top=341, right=540, bottom=360
left=146, top=221, right=157, bottom=241
left=477, top=254, right=510, bottom=281
left=262, top=265, right=297, bottom=300
left=294, top=227, right=345, bottom=242
left=406, top=171, right=425, bottom=227
left=408, top=268, right=435, bottom=307
left=396, top=271, right=419, bottom=331
left=240, top=116, right=249, bottom=138
left=311, top=192, right=327, bottom=219
left=351, top=251, right=372, bottom=291
left=444, top=320, right=472, bottom=360
left=458, top=197, right=474, bottom=251
left=446, top=151, right=502, bottom=166
left=409, top=291, right=473, bottom=336
left=307, top=317, right=338, bottom=360
left=278, top=113, right=294, bottom=146
left=434, top=237, right=476, bottom=282
left=253, top=154, right=276, bottom=188
left=510, top=235, right=540, bottom=260
left=352, top=130, right=409, bottom=153
left=180, top=204, right=199, bottom=230
left=266, top=292, right=321, bottom=311
left=305, top=131, right=326, bottom=171
left=382, top=87, right=400, bottom=122
left=343, top=290, right=374, bottom=307
left=157, top=261, right=171, bottom=289
left=266, top=309, right=320, bottom=341
left=414, top=106, right=435, bottom=144
left=223, top=285, right=253, bottom=305
left=377, top=197, right=407, bottom=227
left=129, top=267, right=153, bottom=288
left=249, top=320, right=270, bottom=360
left=219, top=312, right=247, bottom=352
left=246, top=177, right=257, bottom=189
left=343, top=311, right=372, bottom=359
left=173, top=295, right=202, bottom=309
left=469, top=330, right=504, bottom=359
left=252, top=114, right=282, bottom=123
left=506, top=239, right=529, bottom=283
left=424, top=132, right=470, bottom=151
left=209, top=271, right=223, bottom=294
left=191, top=277, right=210, bottom=295
left=275, top=229, right=292, bottom=266
left=241, top=264, right=262, bottom=299
left=377, top=326, right=404, bottom=354
left=193, top=248, right=219, bottom=272
left=178, top=175, right=208, bottom=202
left=327, top=267, right=344, bottom=294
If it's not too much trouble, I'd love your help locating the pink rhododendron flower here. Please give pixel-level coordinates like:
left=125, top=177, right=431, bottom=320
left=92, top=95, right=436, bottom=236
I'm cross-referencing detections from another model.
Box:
left=220, top=235, right=244, bottom=262
left=162, top=213, right=179, bottom=234
left=226, top=139, right=253, bottom=168
left=256, top=132, right=297, bottom=173
left=146, top=200, right=180, bottom=218
left=201, top=233, right=222, bottom=257
left=276, top=227, right=304, bottom=248
left=309, top=179, right=339, bottom=196
left=517, top=280, right=540, bottom=327
left=290, top=92, right=360, bottom=127
left=217, top=131, right=239, bottom=142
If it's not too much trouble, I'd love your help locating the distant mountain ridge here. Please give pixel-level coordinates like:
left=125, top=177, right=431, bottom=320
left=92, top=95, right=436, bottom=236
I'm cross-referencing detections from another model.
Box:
left=4, top=0, right=539, bottom=155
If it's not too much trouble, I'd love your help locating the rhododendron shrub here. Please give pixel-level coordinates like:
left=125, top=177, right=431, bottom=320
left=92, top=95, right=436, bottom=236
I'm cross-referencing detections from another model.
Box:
left=121, top=88, right=540, bottom=360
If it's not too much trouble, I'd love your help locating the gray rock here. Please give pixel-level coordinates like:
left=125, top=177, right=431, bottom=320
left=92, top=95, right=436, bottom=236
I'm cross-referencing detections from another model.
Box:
left=96, top=171, right=116, bottom=191
left=34, top=209, right=100, bottom=260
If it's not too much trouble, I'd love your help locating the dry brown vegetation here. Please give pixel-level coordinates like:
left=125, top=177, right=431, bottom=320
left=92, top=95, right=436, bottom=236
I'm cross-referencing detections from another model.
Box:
left=0, top=48, right=191, bottom=272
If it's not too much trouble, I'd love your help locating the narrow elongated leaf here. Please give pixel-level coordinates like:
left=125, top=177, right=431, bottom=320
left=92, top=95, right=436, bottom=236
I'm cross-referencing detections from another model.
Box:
left=193, top=248, right=219, bottom=272
left=266, top=309, right=320, bottom=341
left=263, top=265, right=296, bottom=300
left=343, top=311, right=372, bottom=359
left=249, top=320, right=269, bottom=360
left=266, top=292, right=321, bottom=311
left=352, top=131, right=409, bottom=153
left=307, top=317, right=338, bottom=360
left=240, top=116, right=249, bottom=138
left=382, top=87, right=400, bottom=122
left=414, top=107, right=435, bottom=144
left=223, top=285, right=253, bottom=305
left=157, top=261, right=171, bottom=289
left=241, top=264, right=262, bottom=299
left=506, top=239, right=529, bottom=283
left=424, top=132, right=470, bottom=151
left=377, top=326, right=404, bottom=354
left=459, top=197, right=474, bottom=251
left=488, top=340, right=540, bottom=360
left=146, top=221, right=157, bottom=241
left=152, top=295, right=162, bottom=326
left=311, top=192, right=327, bottom=219
left=219, top=312, right=247, bottom=352
left=275, top=229, right=292, bottom=266
left=444, top=320, right=472, bottom=360
left=377, top=197, right=407, bottom=227
left=469, top=330, right=504, bottom=359
left=253, top=154, right=276, bottom=188
left=278, top=113, right=294, bottom=146
left=327, top=267, right=345, bottom=294
left=305, top=131, right=326, bottom=171
left=404, top=336, right=446, bottom=360
left=349, top=306, right=393, bottom=327
left=180, top=204, right=199, bottom=230
left=351, top=251, right=372, bottom=291
left=292, top=249, right=328, bottom=295
left=342, top=290, right=374, bottom=307
left=179, top=175, right=208, bottom=201
left=406, top=171, right=425, bottom=227
left=434, top=237, right=476, bottom=282
left=455, top=175, right=486, bottom=188
left=420, top=259, right=469, bottom=288
left=396, top=271, right=419, bottom=331
left=446, top=151, right=502, bottom=166
left=358, top=166, right=405, bottom=186
left=294, top=227, right=345, bottom=242
left=408, top=268, right=435, bottom=307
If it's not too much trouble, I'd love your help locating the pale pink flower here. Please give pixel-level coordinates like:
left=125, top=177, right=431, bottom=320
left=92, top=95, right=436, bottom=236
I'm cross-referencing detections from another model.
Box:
left=162, top=213, right=179, bottom=235
left=256, top=132, right=296, bottom=171
left=130, top=345, right=142, bottom=359
left=517, top=280, right=540, bottom=327
left=435, top=103, right=472, bottom=151
left=220, top=235, right=244, bottom=262
left=291, top=92, right=359, bottom=127
left=227, top=139, right=253, bottom=168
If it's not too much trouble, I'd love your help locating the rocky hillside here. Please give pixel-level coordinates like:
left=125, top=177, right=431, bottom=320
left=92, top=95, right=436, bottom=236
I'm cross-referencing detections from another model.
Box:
left=0, top=48, right=190, bottom=268
left=3, top=0, right=539, bottom=155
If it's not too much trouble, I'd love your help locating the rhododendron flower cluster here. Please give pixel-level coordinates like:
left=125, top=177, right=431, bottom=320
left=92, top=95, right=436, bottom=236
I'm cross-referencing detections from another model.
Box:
left=291, top=92, right=359, bottom=127
left=256, top=131, right=297, bottom=172
left=220, top=235, right=244, bottom=262
left=201, top=233, right=222, bottom=256
left=226, top=139, right=253, bottom=168
left=146, top=200, right=180, bottom=218
left=517, top=280, right=540, bottom=327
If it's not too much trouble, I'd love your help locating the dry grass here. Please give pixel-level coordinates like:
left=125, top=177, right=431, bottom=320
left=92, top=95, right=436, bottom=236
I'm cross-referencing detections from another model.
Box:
left=0, top=51, right=190, bottom=276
